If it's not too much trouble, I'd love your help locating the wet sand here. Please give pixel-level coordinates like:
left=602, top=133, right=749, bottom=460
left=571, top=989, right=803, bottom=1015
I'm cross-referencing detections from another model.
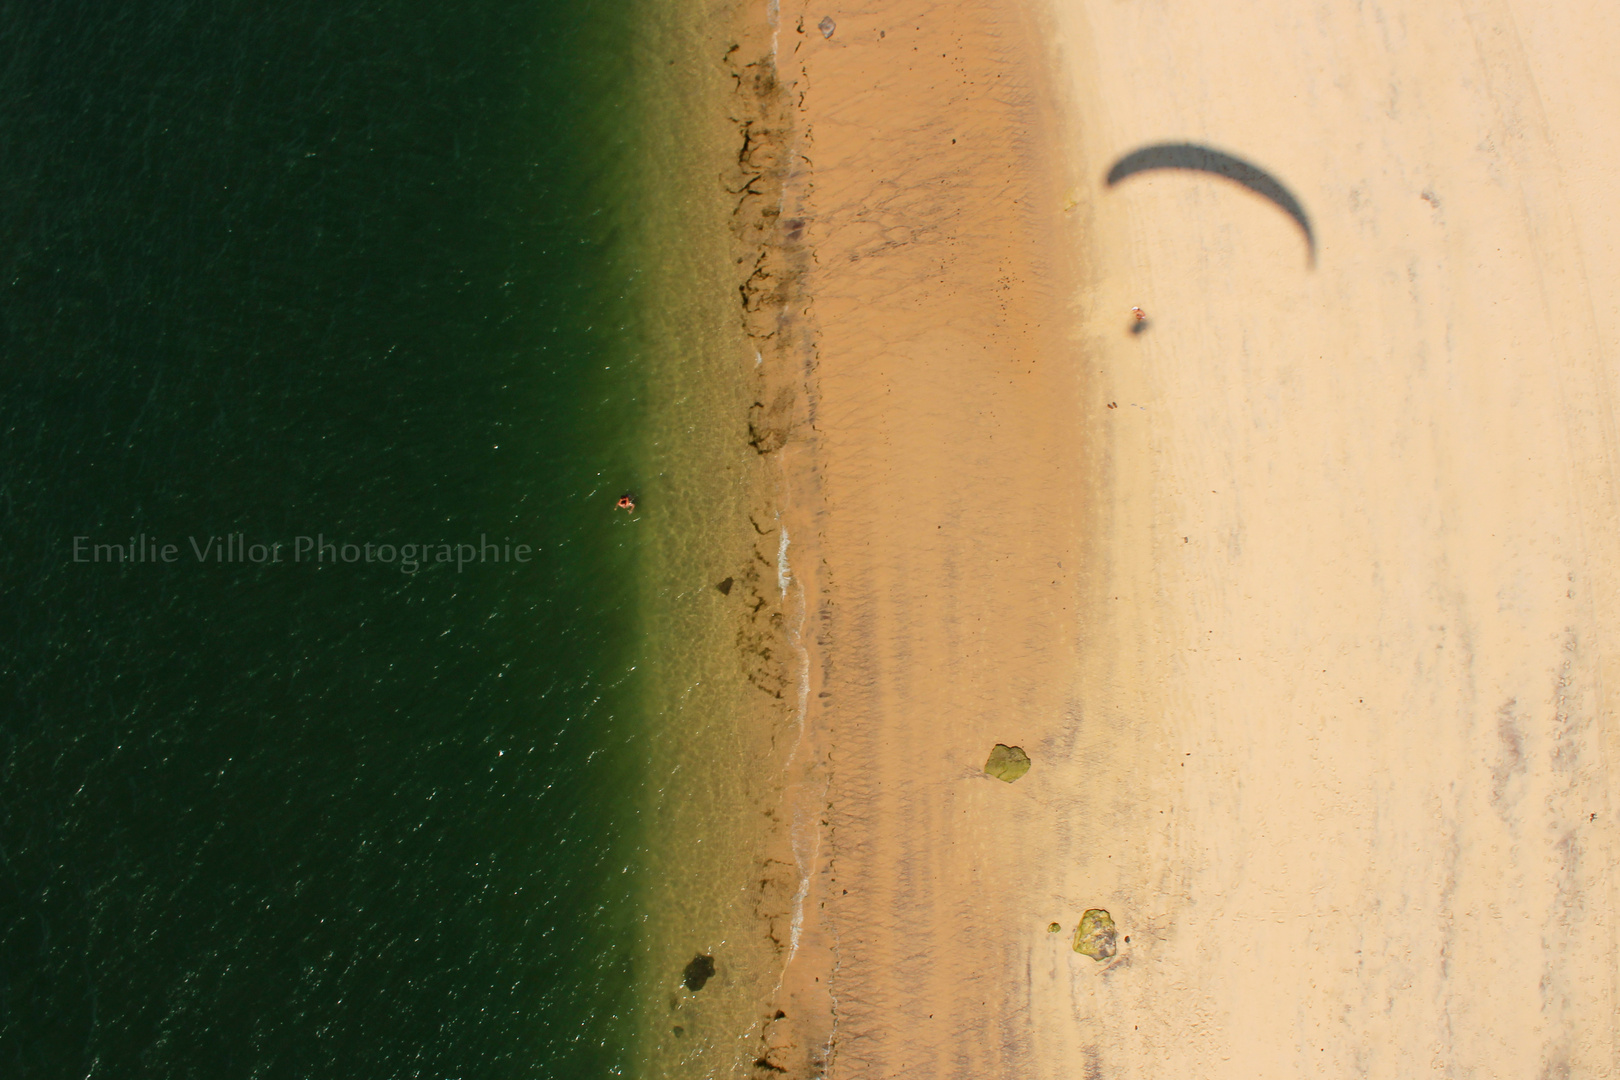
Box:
left=736, top=0, right=1620, bottom=1076
left=760, top=0, right=1091, bottom=1073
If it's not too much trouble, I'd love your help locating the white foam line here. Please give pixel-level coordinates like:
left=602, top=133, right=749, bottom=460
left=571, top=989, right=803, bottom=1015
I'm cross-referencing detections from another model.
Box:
left=783, top=568, right=814, bottom=962
left=765, top=510, right=814, bottom=971
left=786, top=806, right=816, bottom=962
left=776, top=526, right=792, bottom=594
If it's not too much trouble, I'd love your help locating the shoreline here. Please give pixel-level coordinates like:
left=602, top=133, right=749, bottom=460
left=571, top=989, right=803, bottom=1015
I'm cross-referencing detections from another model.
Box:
left=622, top=0, right=822, bottom=1073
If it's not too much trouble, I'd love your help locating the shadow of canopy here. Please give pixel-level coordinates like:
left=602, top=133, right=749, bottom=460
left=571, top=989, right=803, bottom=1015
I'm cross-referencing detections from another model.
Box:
left=1105, top=143, right=1314, bottom=266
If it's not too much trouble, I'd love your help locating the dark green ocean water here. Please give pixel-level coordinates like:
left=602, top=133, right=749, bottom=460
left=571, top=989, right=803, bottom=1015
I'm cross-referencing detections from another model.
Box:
left=1, top=1, right=659, bottom=1075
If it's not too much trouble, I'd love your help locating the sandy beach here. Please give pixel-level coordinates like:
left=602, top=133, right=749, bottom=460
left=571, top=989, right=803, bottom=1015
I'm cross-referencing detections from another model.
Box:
left=715, top=0, right=1620, bottom=1076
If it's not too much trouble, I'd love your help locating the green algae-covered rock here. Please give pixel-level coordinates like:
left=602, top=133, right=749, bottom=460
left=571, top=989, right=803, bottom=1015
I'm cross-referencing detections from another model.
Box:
left=1073, top=909, right=1117, bottom=960
left=984, top=744, right=1031, bottom=782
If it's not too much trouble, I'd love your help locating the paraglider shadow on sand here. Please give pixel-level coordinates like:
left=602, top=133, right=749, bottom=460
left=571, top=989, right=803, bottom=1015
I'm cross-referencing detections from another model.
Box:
left=1105, top=143, right=1315, bottom=266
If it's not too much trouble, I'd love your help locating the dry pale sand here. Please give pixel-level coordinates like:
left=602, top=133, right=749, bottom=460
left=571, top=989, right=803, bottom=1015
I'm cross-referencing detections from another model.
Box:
left=754, top=0, right=1620, bottom=1077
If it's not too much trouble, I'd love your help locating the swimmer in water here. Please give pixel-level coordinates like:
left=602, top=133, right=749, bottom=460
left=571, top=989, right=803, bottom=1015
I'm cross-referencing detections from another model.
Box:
left=617, top=494, right=636, bottom=512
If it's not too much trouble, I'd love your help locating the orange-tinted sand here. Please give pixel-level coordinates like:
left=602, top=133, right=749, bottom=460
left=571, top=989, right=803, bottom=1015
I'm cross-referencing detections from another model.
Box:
left=745, top=0, right=1620, bottom=1076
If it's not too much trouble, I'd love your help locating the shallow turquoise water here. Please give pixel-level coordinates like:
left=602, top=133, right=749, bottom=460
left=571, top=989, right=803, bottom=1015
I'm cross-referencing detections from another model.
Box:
left=0, top=1, right=658, bottom=1075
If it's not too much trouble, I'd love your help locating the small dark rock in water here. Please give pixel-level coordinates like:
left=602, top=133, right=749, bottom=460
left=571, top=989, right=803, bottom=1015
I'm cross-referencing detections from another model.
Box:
left=1073, top=909, right=1118, bottom=960
left=818, top=15, right=835, bottom=39
left=717, top=577, right=734, bottom=595
left=683, top=954, right=716, bottom=991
